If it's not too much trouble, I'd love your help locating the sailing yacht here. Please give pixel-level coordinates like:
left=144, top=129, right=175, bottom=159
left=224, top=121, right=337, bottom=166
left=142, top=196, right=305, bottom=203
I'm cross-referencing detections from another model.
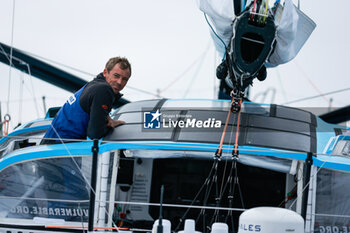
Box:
left=0, top=98, right=349, bottom=233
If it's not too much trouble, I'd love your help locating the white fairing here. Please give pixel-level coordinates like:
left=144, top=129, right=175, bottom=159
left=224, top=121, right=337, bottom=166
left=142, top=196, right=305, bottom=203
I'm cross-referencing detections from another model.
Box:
left=211, top=222, right=229, bottom=233
left=238, top=207, right=304, bottom=233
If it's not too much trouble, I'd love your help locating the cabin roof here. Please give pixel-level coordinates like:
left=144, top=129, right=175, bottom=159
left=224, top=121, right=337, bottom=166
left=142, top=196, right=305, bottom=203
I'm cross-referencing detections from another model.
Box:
left=0, top=99, right=349, bottom=172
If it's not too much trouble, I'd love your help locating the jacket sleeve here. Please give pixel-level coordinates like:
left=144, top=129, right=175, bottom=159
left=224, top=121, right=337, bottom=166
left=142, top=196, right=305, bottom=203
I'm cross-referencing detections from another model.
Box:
left=86, top=86, right=114, bottom=139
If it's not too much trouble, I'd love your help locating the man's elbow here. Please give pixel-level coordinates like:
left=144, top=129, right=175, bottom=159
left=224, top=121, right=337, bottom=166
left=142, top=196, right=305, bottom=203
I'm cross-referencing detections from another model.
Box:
left=87, top=127, right=110, bottom=140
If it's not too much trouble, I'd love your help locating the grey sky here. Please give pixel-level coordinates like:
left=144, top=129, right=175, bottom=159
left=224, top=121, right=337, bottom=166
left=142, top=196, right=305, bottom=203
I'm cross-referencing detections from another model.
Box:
left=0, top=0, right=349, bottom=130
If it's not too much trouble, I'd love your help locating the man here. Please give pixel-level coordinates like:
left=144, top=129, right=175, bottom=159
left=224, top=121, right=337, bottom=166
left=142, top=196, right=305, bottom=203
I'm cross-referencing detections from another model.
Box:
left=43, top=57, right=131, bottom=143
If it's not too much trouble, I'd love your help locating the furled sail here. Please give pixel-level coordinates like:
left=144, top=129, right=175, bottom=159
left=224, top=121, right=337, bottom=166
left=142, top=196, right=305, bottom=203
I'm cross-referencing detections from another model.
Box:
left=197, top=0, right=316, bottom=94
left=197, top=0, right=316, bottom=66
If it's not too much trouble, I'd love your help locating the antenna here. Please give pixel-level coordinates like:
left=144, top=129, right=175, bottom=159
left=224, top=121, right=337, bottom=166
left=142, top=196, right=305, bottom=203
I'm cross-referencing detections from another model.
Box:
left=157, top=185, right=165, bottom=233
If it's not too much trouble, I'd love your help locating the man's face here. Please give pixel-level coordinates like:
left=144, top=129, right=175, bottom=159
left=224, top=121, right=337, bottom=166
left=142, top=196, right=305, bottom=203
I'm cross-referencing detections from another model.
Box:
left=103, top=63, right=131, bottom=94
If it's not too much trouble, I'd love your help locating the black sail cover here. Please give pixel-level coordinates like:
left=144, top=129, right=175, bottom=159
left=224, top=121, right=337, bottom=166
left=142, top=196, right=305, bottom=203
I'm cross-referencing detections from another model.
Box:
left=106, top=99, right=317, bottom=153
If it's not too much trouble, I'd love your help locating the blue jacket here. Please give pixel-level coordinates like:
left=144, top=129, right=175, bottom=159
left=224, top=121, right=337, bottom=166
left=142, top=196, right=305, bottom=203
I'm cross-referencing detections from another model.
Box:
left=43, top=73, right=122, bottom=141
left=44, top=86, right=89, bottom=140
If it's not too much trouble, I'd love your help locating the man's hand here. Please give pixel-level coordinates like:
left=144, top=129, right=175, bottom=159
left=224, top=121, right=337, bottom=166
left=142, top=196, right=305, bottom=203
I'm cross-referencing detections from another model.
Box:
left=107, top=116, right=125, bottom=128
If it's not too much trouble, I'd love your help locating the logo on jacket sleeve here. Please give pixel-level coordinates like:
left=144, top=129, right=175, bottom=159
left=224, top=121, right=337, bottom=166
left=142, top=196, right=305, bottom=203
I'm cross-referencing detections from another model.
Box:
left=144, top=110, right=161, bottom=129
left=67, top=95, right=76, bottom=105
left=102, top=105, right=109, bottom=110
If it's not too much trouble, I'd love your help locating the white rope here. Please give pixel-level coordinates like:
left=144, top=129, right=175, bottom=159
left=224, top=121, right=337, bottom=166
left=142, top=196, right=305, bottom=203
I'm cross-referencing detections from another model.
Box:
left=288, top=158, right=327, bottom=211
left=26, top=63, right=40, bottom=118
left=5, top=194, right=350, bottom=220
left=18, top=72, right=24, bottom=124
left=217, top=108, right=239, bottom=216
left=0, top=44, right=11, bottom=62
left=249, top=11, right=269, bottom=17
left=115, top=201, right=246, bottom=212
left=313, top=213, right=350, bottom=219
left=48, top=125, right=120, bottom=232
left=6, top=0, right=16, bottom=116
left=0, top=195, right=245, bottom=212
left=12, top=50, right=162, bottom=98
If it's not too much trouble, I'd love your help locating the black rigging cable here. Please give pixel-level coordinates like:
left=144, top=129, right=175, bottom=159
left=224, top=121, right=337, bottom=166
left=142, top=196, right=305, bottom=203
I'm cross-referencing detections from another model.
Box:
left=174, top=160, right=218, bottom=232
left=197, top=159, right=220, bottom=233
left=194, top=94, right=246, bottom=233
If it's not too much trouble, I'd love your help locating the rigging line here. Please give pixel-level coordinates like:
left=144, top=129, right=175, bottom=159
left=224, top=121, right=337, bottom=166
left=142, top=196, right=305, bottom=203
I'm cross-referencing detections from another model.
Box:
left=214, top=161, right=233, bottom=223
left=234, top=98, right=243, bottom=155
left=283, top=87, right=350, bottom=105
left=275, top=67, right=288, bottom=103
left=201, top=161, right=220, bottom=232
left=0, top=195, right=247, bottom=213
left=182, top=42, right=211, bottom=98
left=125, top=85, right=163, bottom=98
left=18, top=50, right=160, bottom=98
left=0, top=47, right=27, bottom=66
left=48, top=127, right=95, bottom=196
left=112, top=200, right=247, bottom=212
left=0, top=44, right=12, bottom=62
left=26, top=63, right=40, bottom=118
left=48, top=127, right=120, bottom=233
left=264, top=0, right=269, bottom=17
left=313, top=213, right=350, bottom=219
left=217, top=112, right=238, bottom=219
left=213, top=160, right=237, bottom=225
left=6, top=0, right=16, bottom=116
left=216, top=133, right=243, bottom=221
left=213, top=160, right=228, bottom=223
left=262, top=0, right=270, bottom=24
left=251, top=0, right=258, bottom=20
left=226, top=98, right=245, bottom=220
left=234, top=158, right=245, bottom=209
left=197, top=160, right=218, bottom=227
left=2, top=97, right=63, bottom=103
left=174, top=160, right=217, bottom=232
left=46, top=226, right=130, bottom=230
left=4, top=49, right=161, bottom=98
left=224, top=162, right=236, bottom=225
left=22, top=51, right=95, bottom=77
left=293, top=60, right=331, bottom=106
left=217, top=99, right=235, bottom=155
left=206, top=100, right=238, bottom=227
left=0, top=46, right=29, bottom=73
left=18, top=72, right=23, bottom=124
left=288, top=156, right=329, bottom=212
left=159, top=47, right=210, bottom=94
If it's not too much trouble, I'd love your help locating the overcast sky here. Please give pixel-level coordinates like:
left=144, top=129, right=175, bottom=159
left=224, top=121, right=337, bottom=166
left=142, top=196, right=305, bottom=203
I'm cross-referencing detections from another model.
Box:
left=0, top=0, right=349, bottom=130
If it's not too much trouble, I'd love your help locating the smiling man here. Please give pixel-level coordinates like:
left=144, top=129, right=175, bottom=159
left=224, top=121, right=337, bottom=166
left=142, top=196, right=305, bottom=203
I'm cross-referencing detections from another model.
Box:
left=42, top=57, right=131, bottom=143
